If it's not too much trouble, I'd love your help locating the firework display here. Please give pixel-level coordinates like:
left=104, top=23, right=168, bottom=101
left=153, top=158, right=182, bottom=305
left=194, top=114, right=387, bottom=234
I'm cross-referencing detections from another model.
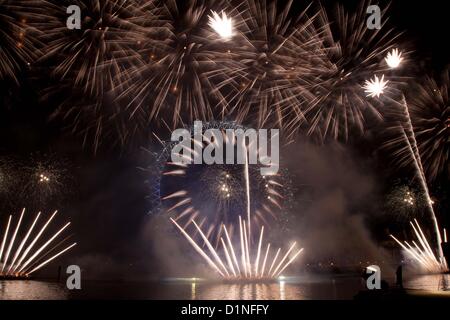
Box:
left=0, top=154, right=72, bottom=212
left=384, top=71, right=450, bottom=183
left=154, top=121, right=289, bottom=247
left=4, top=0, right=407, bottom=147
left=0, top=0, right=41, bottom=83
left=300, top=3, right=403, bottom=141
left=390, top=219, right=448, bottom=273
left=34, top=0, right=147, bottom=97
left=0, top=209, right=76, bottom=278
left=172, top=216, right=303, bottom=279
left=381, top=95, right=447, bottom=270
left=1, top=0, right=450, bottom=304
left=385, top=184, right=430, bottom=221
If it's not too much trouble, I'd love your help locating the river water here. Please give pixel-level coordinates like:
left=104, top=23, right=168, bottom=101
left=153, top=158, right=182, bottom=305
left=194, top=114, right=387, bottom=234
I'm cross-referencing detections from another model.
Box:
left=1, top=274, right=449, bottom=300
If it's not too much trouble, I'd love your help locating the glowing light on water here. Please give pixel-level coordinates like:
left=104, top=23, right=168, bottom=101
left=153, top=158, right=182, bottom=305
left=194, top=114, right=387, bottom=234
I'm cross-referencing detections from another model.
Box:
left=171, top=216, right=303, bottom=280
left=0, top=209, right=76, bottom=278
left=390, top=219, right=448, bottom=273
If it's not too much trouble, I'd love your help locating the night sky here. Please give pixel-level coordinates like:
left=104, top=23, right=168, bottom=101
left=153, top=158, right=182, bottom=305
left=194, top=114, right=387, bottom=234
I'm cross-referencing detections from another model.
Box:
left=0, top=0, right=449, bottom=280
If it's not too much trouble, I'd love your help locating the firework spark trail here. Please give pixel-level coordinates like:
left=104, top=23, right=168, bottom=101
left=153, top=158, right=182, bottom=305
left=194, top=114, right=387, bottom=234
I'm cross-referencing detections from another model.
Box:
left=0, top=1, right=41, bottom=83
left=170, top=218, right=225, bottom=277
left=243, top=141, right=251, bottom=242
left=158, top=122, right=287, bottom=246
left=0, top=216, right=12, bottom=264
left=26, top=242, right=77, bottom=276
left=385, top=71, right=449, bottom=182
left=17, top=222, right=71, bottom=273
left=220, top=238, right=236, bottom=277
left=223, top=225, right=240, bottom=275
left=397, top=97, right=445, bottom=266
left=0, top=209, right=76, bottom=277
left=11, top=210, right=58, bottom=273
left=1, top=208, right=24, bottom=273
left=243, top=219, right=251, bottom=277
left=220, top=0, right=325, bottom=135
left=254, top=225, right=263, bottom=276
left=260, top=243, right=270, bottom=277
left=390, top=219, right=447, bottom=273
left=35, top=0, right=148, bottom=96
left=6, top=211, right=41, bottom=274
left=13, top=0, right=408, bottom=150
left=192, top=220, right=229, bottom=277
left=171, top=216, right=303, bottom=280
left=275, top=248, right=304, bottom=277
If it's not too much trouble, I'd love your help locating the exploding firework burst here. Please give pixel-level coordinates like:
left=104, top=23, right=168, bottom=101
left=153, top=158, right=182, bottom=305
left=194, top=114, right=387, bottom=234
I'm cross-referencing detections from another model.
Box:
left=385, top=183, right=431, bottom=222
left=35, top=0, right=147, bottom=96
left=0, top=209, right=76, bottom=278
left=172, top=216, right=303, bottom=279
left=0, top=0, right=40, bottom=83
left=363, top=74, right=389, bottom=98
left=16, top=0, right=409, bottom=151
left=19, top=153, right=72, bottom=208
left=215, top=0, right=323, bottom=135
left=303, top=2, right=404, bottom=141
left=390, top=219, right=448, bottom=274
left=117, top=0, right=241, bottom=130
left=410, top=71, right=450, bottom=181
left=385, top=71, right=450, bottom=183
left=152, top=122, right=288, bottom=247
left=385, top=48, right=403, bottom=69
left=208, top=10, right=233, bottom=40
left=30, top=0, right=151, bottom=151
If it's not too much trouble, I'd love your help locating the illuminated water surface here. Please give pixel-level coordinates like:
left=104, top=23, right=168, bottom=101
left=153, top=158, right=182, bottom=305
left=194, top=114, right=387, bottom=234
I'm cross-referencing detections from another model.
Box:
left=1, top=274, right=449, bottom=300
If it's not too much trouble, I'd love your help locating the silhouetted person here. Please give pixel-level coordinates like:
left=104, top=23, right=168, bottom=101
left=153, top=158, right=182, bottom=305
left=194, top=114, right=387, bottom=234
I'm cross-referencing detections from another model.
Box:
left=396, top=265, right=403, bottom=288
